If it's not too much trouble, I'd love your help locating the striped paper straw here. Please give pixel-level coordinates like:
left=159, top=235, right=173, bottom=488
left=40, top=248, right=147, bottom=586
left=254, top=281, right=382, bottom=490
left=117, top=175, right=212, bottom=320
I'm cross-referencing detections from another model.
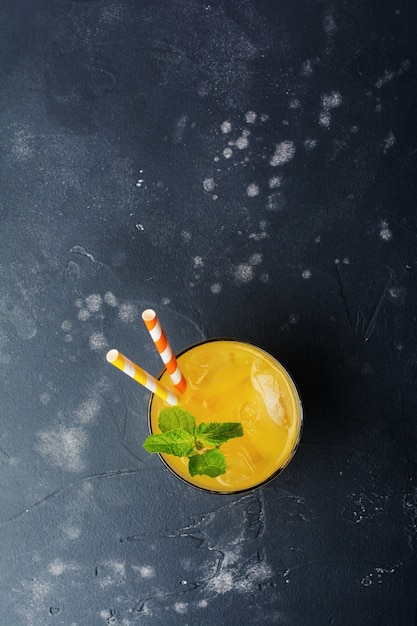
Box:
left=142, top=309, right=187, bottom=394
left=106, top=349, right=179, bottom=406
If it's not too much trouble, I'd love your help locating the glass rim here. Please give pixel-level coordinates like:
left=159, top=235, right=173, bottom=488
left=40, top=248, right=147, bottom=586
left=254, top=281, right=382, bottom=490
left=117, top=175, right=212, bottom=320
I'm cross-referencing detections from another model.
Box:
left=147, top=337, right=303, bottom=495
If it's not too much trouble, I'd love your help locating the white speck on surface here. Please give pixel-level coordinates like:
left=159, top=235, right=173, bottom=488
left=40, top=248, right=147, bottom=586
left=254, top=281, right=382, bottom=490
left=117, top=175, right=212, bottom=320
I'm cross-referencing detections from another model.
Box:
left=210, top=282, right=222, bottom=294
left=64, top=334, right=73, bottom=342
left=135, top=223, right=145, bottom=231
left=270, top=140, right=296, bottom=166
left=259, top=272, right=269, bottom=283
left=99, top=560, right=126, bottom=589
left=319, top=110, right=331, bottom=127
left=268, top=175, right=282, bottom=188
left=174, top=602, right=187, bottom=614
left=203, top=178, right=216, bottom=192
left=302, top=269, right=312, bottom=279
left=361, top=576, right=373, bottom=587
left=198, top=600, right=208, bottom=608
left=245, top=111, right=257, bottom=123
left=209, top=571, right=234, bottom=594
left=323, top=11, right=337, bottom=35
left=75, top=397, right=100, bottom=425
left=383, top=131, right=396, bottom=153
left=180, top=230, right=192, bottom=242
left=118, top=303, right=138, bottom=322
left=161, top=297, right=171, bottom=305
left=249, top=253, right=263, bottom=265
left=246, top=183, right=259, bottom=197
left=10, top=128, right=34, bottom=161
left=289, top=98, right=300, bottom=109
left=343, top=257, right=350, bottom=265
left=89, top=332, right=108, bottom=351
left=62, top=524, right=81, bottom=539
left=266, top=192, right=285, bottom=212
left=61, top=320, right=72, bottom=332
left=100, top=609, right=116, bottom=620
left=77, top=309, right=90, bottom=321
left=379, top=220, right=393, bottom=241
left=48, top=559, right=79, bottom=576
left=40, top=392, right=51, bottom=405
left=249, top=222, right=269, bottom=240
left=223, top=147, right=233, bottom=158
left=193, top=256, right=204, bottom=268
left=260, top=113, right=269, bottom=122
left=304, top=138, right=317, bottom=151
left=48, top=560, right=66, bottom=576
left=388, top=286, right=403, bottom=299
left=234, top=264, right=254, bottom=283
left=29, top=578, right=51, bottom=602
left=314, top=235, right=321, bottom=243
left=132, top=565, right=156, bottom=578
left=104, top=291, right=118, bottom=307
left=74, top=298, right=83, bottom=308
left=322, top=91, right=342, bottom=109
left=221, top=121, right=232, bottom=134
left=301, top=59, right=314, bottom=76
left=375, top=70, right=396, bottom=88
left=234, top=135, right=250, bottom=150
left=113, top=562, right=126, bottom=576
left=36, top=426, right=87, bottom=472
left=85, top=294, right=102, bottom=313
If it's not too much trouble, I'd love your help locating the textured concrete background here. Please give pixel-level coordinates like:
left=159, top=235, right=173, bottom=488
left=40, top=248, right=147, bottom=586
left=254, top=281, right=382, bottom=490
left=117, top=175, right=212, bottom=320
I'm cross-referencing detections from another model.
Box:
left=0, top=1, right=416, bottom=624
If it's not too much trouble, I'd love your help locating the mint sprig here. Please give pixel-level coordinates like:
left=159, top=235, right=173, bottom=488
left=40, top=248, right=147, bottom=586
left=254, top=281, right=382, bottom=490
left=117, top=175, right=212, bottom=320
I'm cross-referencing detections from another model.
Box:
left=142, top=429, right=195, bottom=457
left=189, top=449, right=227, bottom=477
left=158, top=407, right=195, bottom=434
left=144, top=407, right=243, bottom=479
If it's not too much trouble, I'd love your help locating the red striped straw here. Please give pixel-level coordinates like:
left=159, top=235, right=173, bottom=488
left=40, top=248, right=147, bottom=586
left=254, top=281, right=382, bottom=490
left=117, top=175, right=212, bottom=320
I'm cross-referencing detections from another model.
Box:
left=106, top=349, right=179, bottom=406
left=142, top=309, right=187, bottom=394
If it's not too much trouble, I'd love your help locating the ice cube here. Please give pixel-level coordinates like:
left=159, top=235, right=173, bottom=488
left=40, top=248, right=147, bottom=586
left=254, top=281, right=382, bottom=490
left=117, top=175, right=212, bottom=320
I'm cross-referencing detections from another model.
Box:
left=238, top=400, right=262, bottom=435
left=251, top=363, right=285, bottom=426
left=217, top=451, right=256, bottom=486
left=185, top=353, right=219, bottom=386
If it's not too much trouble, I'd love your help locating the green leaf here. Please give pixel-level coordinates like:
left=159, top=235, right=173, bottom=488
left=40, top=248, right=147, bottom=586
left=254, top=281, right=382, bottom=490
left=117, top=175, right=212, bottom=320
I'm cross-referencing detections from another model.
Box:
left=188, top=449, right=227, bottom=477
left=143, top=429, right=195, bottom=457
left=158, top=407, right=196, bottom=434
left=195, top=422, right=243, bottom=447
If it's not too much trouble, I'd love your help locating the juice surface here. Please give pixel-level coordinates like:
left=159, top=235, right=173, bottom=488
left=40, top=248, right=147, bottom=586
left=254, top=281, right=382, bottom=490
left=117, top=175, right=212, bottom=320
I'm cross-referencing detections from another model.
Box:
left=148, top=340, right=302, bottom=493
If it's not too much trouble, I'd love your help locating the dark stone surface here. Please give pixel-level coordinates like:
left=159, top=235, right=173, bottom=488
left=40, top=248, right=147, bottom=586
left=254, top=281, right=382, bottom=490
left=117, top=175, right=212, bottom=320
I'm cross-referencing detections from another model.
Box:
left=1, top=1, right=416, bottom=624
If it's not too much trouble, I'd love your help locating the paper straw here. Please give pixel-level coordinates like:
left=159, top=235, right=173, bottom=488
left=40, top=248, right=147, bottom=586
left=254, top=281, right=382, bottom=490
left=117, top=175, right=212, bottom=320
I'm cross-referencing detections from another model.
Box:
left=142, top=309, right=187, bottom=394
left=106, top=349, right=179, bottom=406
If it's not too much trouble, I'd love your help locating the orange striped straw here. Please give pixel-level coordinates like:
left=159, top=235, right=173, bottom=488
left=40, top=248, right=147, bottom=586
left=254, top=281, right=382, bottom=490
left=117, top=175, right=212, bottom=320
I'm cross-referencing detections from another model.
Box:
left=106, top=349, right=179, bottom=406
left=141, top=309, right=187, bottom=394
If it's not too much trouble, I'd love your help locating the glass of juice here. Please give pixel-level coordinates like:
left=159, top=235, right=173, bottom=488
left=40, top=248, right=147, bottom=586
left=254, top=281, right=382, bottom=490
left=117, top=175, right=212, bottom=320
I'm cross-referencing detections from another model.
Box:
left=147, top=339, right=303, bottom=494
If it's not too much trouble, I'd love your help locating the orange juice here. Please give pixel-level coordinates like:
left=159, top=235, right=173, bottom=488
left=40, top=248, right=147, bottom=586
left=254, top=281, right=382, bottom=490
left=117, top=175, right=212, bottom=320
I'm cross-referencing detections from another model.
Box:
left=148, top=339, right=302, bottom=493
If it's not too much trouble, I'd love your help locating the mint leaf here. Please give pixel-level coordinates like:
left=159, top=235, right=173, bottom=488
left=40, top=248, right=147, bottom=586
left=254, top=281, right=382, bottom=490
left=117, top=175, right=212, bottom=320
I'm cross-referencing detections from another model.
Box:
left=195, top=422, right=243, bottom=447
left=158, top=407, right=196, bottom=434
left=188, top=449, right=227, bottom=477
left=143, top=429, right=195, bottom=457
